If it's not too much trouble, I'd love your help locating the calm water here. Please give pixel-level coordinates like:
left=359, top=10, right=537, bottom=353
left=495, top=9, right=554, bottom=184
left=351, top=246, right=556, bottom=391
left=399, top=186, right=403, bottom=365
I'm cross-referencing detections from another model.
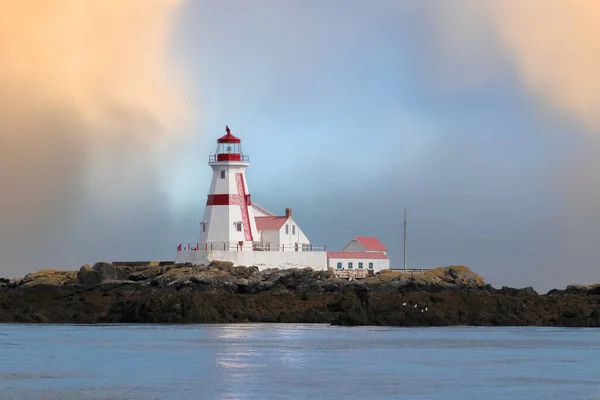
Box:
left=0, top=324, right=598, bottom=399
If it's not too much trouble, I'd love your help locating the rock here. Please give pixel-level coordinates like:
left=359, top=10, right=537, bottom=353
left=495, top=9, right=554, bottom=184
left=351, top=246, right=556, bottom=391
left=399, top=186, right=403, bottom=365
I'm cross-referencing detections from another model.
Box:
left=587, top=285, right=600, bottom=295
left=269, top=283, right=290, bottom=295
left=566, top=284, right=586, bottom=293
left=362, top=266, right=486, bottom=293
left=8, top=278, right=21, bottom=289
left=229, top=265, right=259, bottom=279
left=500, top=286, right=538, bottom=296
left=208, top=260, right=234, bottom=270
left=238, top=279, right=273, bottom=294
left=549, top=284, right=600, bottom=296
left=128, top=266, right=165, bottom=282
left=448, top=268, right=460, bottom=279
left=92, top=262, right=120, bottom=280
left=317, top=278, right=346, bottom=293
left=522, top=286, right=537, bottom=296
left=77, top=264, right=103, bottom=286
left=18, top=269, right=78, bottom=288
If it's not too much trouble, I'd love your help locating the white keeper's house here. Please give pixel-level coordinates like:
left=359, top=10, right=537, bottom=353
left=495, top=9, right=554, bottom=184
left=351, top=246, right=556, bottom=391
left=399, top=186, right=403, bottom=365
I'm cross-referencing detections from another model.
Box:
left=174, top=126, right=390, bottom=277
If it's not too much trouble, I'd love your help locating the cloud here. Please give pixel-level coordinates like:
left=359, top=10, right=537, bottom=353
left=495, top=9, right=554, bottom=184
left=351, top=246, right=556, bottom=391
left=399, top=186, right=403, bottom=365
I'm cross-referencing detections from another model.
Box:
left=0, top=0, right=191, bottom=276
left=411, top=1, right=600, bottom=134
left=478, top=1, right=600, bottom=288
left=485, top=1, right=600, bottom=134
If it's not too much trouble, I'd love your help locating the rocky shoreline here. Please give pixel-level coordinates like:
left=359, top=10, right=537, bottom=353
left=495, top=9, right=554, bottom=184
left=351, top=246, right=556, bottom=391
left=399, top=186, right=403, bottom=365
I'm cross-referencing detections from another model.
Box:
left=1, top=262, right=599, bottom=326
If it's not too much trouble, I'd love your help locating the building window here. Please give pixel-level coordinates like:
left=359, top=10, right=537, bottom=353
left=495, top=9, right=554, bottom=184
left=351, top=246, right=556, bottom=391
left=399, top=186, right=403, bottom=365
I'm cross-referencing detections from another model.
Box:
left=220, top=170, right=226, bottom=179
left=368, top=262, right=374, bottom=270
left=358, top=262, right=363, bottom=269
left=302, top=244, right=309, bottom=251
left=292, top=225, right=296, bottom=235
left=202, top=223, right=206, bottom=233
left=285, top=225, right=289, bottom=234
left=235, top=222, right=242, bottom=232
left=348, top=262, right=353, bottom=269
left=337, top=262, right=343, bottom=269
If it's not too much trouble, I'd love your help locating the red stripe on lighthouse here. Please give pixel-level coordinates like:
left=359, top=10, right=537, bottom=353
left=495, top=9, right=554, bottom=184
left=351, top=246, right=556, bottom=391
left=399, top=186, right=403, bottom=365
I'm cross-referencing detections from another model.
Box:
left=205, top=175, right=254, bottom=242
left=206, top=194, right=241, bottom=205
left=236, top=173, right=253, bottom=242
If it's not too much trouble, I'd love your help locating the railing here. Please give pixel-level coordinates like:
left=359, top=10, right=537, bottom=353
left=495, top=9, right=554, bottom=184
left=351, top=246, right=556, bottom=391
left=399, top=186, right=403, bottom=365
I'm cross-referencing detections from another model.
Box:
left=209, top=154, right=250, bottom=163
left=391, top=268, right=431, bottom=274
left=332, top=269, right=372, bottom=279
left=176, top=242, right=326, bottom=252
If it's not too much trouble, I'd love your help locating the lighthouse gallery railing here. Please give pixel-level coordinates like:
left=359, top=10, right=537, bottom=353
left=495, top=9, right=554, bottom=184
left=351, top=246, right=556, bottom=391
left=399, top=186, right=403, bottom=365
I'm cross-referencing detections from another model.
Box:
left=209, top=154, right=250, bottom=162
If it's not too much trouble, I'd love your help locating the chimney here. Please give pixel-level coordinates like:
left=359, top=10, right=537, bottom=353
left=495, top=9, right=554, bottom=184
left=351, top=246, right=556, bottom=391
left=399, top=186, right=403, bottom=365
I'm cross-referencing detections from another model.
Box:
left=285, top=208, right=292, bottom=218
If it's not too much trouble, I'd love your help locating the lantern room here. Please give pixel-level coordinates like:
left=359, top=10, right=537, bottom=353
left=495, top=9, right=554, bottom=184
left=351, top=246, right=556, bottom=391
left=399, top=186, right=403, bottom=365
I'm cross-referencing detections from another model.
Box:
left=210, top=125, right=249, bottom=162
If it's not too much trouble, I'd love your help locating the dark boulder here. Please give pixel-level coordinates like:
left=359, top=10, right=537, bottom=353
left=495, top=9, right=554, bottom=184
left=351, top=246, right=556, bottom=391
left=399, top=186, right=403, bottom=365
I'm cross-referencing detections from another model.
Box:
left=587, top=285, right=600, bottom=295
left=500, top=286, right=538, bottom=296
left=92, top=262, right=120, bottom=280
left=77, top=265, right=103, bottom=286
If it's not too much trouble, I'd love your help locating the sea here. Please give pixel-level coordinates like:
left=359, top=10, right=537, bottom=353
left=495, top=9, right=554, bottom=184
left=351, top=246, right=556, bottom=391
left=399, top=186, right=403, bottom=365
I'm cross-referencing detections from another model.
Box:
left=0, top=324, right=598, bottom=400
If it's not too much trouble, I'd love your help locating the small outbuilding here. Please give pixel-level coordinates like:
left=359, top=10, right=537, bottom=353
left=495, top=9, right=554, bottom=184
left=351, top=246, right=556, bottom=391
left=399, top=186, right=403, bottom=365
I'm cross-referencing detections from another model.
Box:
left=327, top=237, right=390, bottom=278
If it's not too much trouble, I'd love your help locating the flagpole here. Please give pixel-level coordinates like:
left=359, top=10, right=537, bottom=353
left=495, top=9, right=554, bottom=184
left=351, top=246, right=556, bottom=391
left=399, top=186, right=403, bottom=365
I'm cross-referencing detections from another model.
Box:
left=403, top=209, right=407, bottom=271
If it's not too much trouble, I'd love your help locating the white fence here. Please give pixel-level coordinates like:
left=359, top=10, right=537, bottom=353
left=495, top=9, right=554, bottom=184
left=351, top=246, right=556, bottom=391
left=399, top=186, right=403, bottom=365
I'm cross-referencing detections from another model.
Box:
left=177, top=242, right=326, bottom=252
left=390, top=268, right=432, bottom=274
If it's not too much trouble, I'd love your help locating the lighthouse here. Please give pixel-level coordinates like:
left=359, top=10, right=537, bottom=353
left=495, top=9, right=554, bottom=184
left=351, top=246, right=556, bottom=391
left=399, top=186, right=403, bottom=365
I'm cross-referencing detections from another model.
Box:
left=175, top=125, right=328, bottom=269
left=199, top=125, right=259, bottom=251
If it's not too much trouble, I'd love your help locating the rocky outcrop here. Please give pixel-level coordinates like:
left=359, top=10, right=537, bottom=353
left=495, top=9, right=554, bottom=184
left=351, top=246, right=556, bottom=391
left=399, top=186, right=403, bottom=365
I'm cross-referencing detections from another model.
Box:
left=6, top=262, right=485, bottom=293
left=17, top=269, right=78, bottom=288
left=359, top=266, right=487, bottom=292
left=1, top=263, right=599, bottom=327
left=547, top=284, right=600, bottom=296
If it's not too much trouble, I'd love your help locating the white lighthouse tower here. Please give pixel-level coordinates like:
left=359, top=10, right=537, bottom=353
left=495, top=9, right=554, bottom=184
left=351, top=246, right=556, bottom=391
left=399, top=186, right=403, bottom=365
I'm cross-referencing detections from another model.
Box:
left=198, top=125, right=259, bottom=251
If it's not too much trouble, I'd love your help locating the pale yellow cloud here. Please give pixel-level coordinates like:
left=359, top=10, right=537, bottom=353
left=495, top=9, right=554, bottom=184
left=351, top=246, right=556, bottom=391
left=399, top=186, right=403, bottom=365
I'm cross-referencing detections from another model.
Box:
left=487, top=0, right=600, bottom=134
left=411, top=0, right=600, bottom=133
left=0, top=0, right=188, bottom=134
left=0, top=0, right=190, bottom=242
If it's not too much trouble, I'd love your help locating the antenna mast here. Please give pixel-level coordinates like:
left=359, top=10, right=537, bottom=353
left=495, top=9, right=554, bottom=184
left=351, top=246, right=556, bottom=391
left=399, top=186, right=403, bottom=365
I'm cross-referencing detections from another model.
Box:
left=403, top=209, right=407, bottom=271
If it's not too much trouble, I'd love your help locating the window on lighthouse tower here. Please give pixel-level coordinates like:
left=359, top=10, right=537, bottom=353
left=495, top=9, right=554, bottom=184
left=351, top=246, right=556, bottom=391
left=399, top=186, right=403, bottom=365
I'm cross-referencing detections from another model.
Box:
left=235, top=222, right=242, bottom=232
left=220, top=170, right=226, bottom=179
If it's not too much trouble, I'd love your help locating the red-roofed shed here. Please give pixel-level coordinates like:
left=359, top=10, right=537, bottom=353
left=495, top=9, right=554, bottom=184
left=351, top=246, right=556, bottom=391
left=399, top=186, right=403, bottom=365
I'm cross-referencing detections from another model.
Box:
left=327, top=251, right=388, bottom=260
left=342, top=237, right=388, bottom=253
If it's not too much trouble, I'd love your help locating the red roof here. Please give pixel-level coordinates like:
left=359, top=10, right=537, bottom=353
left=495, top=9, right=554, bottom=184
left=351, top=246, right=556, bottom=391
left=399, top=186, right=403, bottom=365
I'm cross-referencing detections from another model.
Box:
left=255, top=216, right=288, bottom=231
left=217, top=125, right=241, bottom=143
left=327, top=251, right=389, bottom=260
left=354, top=237, right=387, bottom=251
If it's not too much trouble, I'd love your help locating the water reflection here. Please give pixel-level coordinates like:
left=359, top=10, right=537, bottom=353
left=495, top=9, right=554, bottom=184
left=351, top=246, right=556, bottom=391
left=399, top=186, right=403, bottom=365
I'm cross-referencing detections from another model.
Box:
left=210, top=324, right=313, bottom=399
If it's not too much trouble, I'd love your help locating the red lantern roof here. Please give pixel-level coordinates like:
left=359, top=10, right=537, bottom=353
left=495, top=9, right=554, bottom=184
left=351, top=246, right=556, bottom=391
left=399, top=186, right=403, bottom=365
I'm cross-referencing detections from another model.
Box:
left=217, top=125, right=241, bottom=143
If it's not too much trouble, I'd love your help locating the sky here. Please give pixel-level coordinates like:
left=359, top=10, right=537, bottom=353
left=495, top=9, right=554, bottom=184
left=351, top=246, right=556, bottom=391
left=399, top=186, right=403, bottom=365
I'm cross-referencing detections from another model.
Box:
left=1, top=1, right=600, bottom=292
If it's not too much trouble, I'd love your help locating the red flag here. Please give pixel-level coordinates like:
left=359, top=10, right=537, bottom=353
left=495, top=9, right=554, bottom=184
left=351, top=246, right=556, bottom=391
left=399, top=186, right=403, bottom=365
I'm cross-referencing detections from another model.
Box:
left=177, top=244, right=182, bottom=252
